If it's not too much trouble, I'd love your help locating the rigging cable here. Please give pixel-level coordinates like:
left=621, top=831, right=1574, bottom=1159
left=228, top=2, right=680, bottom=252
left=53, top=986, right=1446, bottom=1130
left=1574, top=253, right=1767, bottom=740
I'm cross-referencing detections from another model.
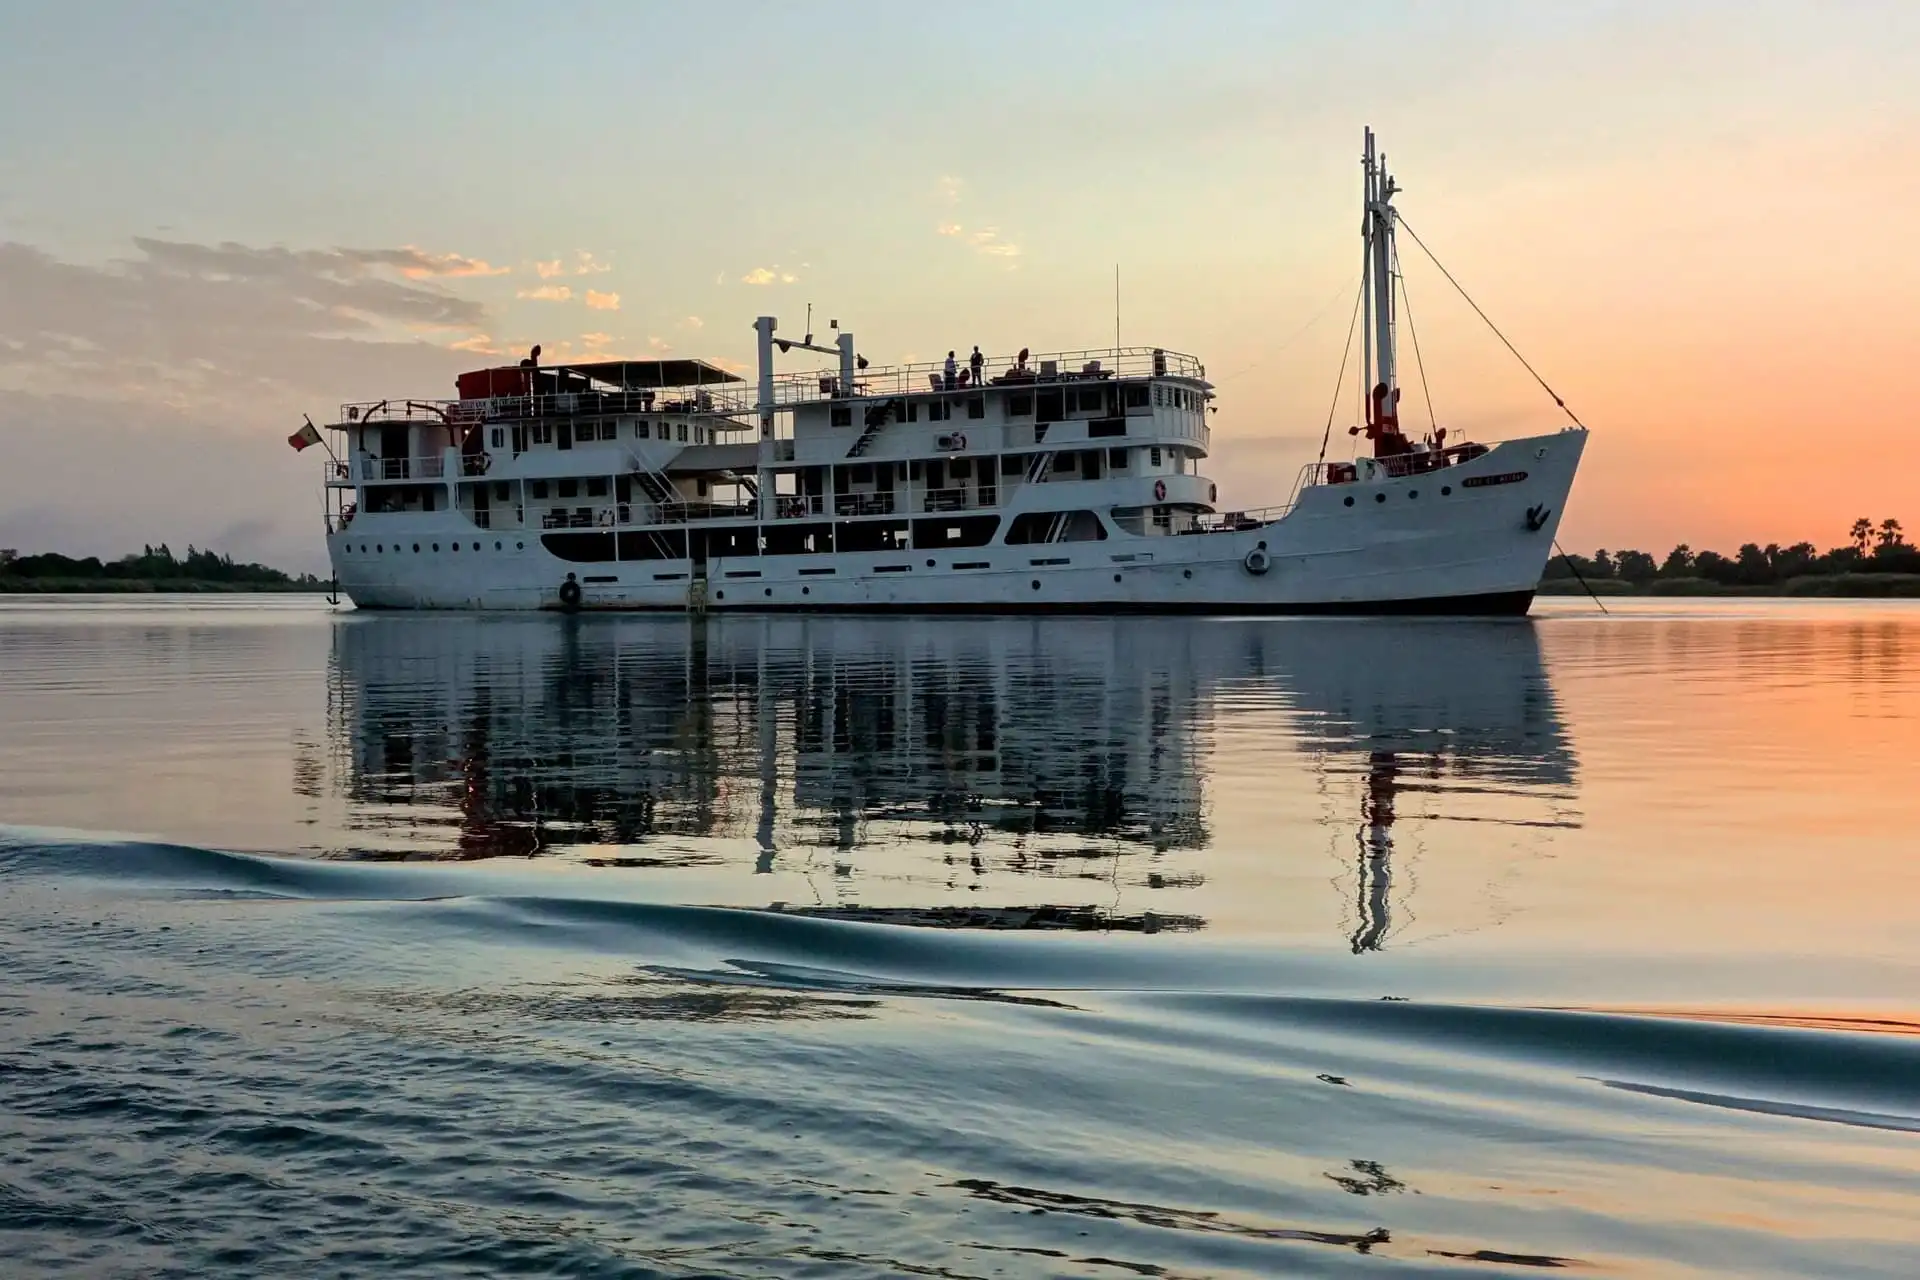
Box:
left=1318, top=275, right=1367, bottom=466
left=1552, top=539, right=1611, bottom=615
left=1396, top=215, right=1584, bottom=428
left=1213, top=276, right=1360, bottom=385
left=1391, top=239, right=1437, bottom=434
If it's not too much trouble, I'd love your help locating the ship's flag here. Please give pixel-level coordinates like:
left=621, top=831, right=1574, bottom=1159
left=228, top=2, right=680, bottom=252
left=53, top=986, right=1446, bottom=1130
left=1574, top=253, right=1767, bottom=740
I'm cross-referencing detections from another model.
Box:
left=288, top=421, right=323, bottom=451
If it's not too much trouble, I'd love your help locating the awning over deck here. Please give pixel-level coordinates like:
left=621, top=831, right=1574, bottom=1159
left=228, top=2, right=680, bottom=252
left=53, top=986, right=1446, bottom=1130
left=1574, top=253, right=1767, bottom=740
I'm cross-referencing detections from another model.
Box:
left=664, top=442, right=758, bottom=474
left=566, top=359, right=743, bottom=389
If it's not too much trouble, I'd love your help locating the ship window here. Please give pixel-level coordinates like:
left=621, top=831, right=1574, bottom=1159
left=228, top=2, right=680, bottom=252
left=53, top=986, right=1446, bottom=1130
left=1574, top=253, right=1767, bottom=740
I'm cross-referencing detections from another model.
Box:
left=1150, top=447, right=1162, bottom=467
left=637, top=421, right=650, bottom=439
left=966, top=395, right=985, bottom=420
left=532, top=422, right=553, bottom=445
left=1122, top=384, right=1149, bottom=410
left=1001, top=454, right=1023, bottom=476
left=531, top=480, right=549, bottom=499
left=1008, top=392, right=1033, bottom=417
left=1089, top=417, right=1125, bottom=438
left=1005, top=510, right=1107, bottom=543
left=830, top=405, right=852, bottom=428
left=558, top=479, right=579, bottom=499
left=904, top=400, right=919, bottom=424
left=490, top=428, right=505, bottom=448
left=849, top=464, right=872, bottom=484
left=1154, top=385, right=1164, bottom=406
left=492, top=483, right=508, bottom=500
left=1077, top=388, right=1105, bottom=413
left=1052, top=454, right=1078, bottom=476
left=678, top=423, right=688, bottom=442
left=1036, top=390, right=1063, bottom=422
left=1108, top=448, right=1128, bottom=469
left=586, top=477, right=609, bottom=498
left=950, top=459, right=972, bottom=479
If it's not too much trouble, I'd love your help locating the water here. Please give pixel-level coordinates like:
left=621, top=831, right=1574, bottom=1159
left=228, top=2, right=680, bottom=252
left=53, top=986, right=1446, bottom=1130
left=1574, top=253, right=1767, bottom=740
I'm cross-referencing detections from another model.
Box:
left=1, top=597, right=1916, bottom=1277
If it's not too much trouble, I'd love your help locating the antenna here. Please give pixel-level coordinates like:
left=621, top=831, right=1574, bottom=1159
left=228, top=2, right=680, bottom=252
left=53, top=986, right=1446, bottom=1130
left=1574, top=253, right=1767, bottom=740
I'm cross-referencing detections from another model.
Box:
left=804, top=302, right=813, bottom=346
left=1114, top=264, right=1121, bottom=351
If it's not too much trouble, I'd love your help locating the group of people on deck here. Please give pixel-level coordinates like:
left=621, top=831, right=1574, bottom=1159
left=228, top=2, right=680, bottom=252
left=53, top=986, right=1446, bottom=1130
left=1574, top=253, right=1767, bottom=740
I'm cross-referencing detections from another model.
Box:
left=941, top=345, right=1034, bottom=390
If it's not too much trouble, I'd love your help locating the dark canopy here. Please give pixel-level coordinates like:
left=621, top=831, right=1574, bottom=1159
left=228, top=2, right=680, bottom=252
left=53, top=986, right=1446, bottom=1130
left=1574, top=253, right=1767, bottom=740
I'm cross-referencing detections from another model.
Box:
left=562, top=358, right=743, bottom=389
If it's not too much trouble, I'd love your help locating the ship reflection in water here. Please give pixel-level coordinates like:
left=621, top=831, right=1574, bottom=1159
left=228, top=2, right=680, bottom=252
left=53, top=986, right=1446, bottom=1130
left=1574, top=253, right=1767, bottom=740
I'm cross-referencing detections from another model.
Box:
left=323, top=615, right=1577, bottom=941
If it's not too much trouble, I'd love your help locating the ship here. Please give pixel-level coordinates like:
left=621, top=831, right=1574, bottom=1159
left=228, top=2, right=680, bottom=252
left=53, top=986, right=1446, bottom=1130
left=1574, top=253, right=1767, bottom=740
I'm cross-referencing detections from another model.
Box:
left=307, top=131, right=1586, bottom=614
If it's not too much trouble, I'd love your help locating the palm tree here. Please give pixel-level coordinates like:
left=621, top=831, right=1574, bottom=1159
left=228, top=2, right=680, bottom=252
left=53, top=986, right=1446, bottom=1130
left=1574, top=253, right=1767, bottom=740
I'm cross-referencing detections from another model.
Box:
left=1878, top=518, right=1906, bottom=552
left=1850, top=518, right=1875, bottom=555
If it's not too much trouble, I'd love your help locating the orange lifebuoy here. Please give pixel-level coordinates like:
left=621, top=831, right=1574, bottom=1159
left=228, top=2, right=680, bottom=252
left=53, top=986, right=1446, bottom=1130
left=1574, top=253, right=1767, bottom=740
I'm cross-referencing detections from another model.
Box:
left=1153, top=479, right=1168, bottom=501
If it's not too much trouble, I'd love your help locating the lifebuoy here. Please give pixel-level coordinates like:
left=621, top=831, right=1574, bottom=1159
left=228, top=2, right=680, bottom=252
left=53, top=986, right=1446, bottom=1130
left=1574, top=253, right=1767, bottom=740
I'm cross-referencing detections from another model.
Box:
left=558, top=576, right=582, bottom=610
left=1243, top=547, right=1272, bottom=576
left=1153, top=479, right=1168, bottom=501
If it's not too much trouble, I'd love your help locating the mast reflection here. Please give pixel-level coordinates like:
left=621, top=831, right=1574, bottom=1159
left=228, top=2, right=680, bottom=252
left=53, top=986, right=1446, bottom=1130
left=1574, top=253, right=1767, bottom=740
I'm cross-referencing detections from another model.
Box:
left=324, top=615, right=1575, bottom=939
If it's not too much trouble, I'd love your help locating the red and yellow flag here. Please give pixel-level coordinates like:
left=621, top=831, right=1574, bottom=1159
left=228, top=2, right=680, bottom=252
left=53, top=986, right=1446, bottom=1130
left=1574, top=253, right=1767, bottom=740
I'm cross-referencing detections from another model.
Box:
left=288, top=421, right=323, bottom=451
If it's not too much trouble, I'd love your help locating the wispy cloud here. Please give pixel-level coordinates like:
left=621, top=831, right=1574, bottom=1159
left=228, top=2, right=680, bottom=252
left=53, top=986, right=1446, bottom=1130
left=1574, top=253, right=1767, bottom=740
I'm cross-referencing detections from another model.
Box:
left=935, top=224, right=1022, bottom=263
left=740, top=266, right=798, bottom=286
left=533, top=259, right=565, bottom=279
left=937, top=175, right=964, bottom=204
left=516, top=284, right=572, bottom=302
left=449, top=333, right=502, bottom=354
left=647, top=335, right=672, bottom=352
left=580, top=331, right=613, bottom=349
left=680, top=315, right=704, bottom=330
left=341, top=246, right=509, bottom=279
left=584, top=289, right=620, bottom=311
left=574, top=251, right=611, bottom=275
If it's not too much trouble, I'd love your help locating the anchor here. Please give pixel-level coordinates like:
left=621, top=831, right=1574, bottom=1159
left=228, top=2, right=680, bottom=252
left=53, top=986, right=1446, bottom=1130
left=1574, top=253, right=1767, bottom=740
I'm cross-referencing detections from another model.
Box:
left=1524, top=504, right=1552, bottom=533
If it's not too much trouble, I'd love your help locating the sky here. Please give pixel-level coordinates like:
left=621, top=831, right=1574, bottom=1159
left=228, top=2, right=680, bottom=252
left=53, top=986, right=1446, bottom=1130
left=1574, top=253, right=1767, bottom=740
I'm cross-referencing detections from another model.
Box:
left=0, top=0, right=1915, bottom=573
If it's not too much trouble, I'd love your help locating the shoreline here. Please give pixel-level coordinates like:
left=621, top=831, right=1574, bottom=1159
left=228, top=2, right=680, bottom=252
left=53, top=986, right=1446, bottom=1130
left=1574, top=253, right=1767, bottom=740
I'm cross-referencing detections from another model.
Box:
left=1537, top=573, right=1920, bottom=598
left=0, top=579, right=327, bottom=594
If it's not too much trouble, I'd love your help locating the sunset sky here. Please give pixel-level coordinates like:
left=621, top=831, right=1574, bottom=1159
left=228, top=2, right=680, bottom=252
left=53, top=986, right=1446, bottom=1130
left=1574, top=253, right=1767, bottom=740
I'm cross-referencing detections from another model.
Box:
left=1, top=0, right=1914, bottom=572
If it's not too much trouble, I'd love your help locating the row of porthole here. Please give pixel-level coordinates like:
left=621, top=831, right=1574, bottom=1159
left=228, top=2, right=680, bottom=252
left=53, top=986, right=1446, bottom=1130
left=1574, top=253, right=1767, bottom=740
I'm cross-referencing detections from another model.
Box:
left=706, top=564, right=1201, bottom=602
left=343, top=540, right=528, bottom=554
left=1343, top=484, right=1454, bottom=507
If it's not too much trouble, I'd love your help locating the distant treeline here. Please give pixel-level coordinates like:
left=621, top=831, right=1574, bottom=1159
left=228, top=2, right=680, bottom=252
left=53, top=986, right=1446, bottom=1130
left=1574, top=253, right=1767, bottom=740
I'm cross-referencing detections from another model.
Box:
left=0, top=544, right=324, bottom=591
left=1546, top=517, right=1920, bottom=594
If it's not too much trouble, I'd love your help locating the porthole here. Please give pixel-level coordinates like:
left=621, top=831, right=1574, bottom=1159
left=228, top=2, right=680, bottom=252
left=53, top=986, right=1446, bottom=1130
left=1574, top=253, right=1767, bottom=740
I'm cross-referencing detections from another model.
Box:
left=764, top=587, right=772, bottom=597
left=1343, top=496, right=1355, bottom=507
left=1441, top=485, right=1452, bottom=496
left=1374, top=493, right=1386, bottom=504
left=1114, top=573, right=1122, bottom=583
left=715, top=591, right=725, bottom=600
left=1031, top=579, right=1041, bottom=590
left=412, top=543, right=421, bottom=552
left=494, top=541, right=502, bottom=550
left=450, top=543, right=458, bottom=552
left=516, top=541, right=525, bottom=550
left=376, top=544, right=384, bottom=553
left=1183, top=569, right=1192, bottom=579
left=1257, top=540, right=1267, bottom=550
left=926, top=559, right=935, bottom=568
left=1408, top=490, right=1418, bottom=499
left=432, top=543, right=440, bottom=552
left=802, top=586, right=810, bottom=595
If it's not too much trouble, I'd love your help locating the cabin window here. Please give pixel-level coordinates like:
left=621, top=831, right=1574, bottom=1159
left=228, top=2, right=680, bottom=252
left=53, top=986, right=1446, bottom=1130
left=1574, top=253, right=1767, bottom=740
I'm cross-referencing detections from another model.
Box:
left=966, top=395, right=985, bottom=420
left=1150, top=447, right=1163, bottom=467
left=911, top=515, right=999, bottom=548
left=1076, top=388, right=1105, bottom=413
left=1108, top=448, right=1128, bottom=470
left=849, top=464, right=872, bottom=485
left=531, top=480, right=550, bottom=499
left=559, top=479, right=580, bottom=498
left=586, top=477, right=609, bottom=498
left=927, top=400, right=952, bottom=422
left=904, top=400, right=919, bottom=424
left=493, top=482, right=511, bottom=500
left=489, top=427, right=505, bottom=449
left=696, top=479, right=709, bottom=497
left=1001, top=454, right=1024, bottom=476
left=830, top=405, right=852, bottom=428
left=1008, top=392, right=1033, bottom=417
left=1122, top=384, right=1149, bottom=410
left=950, top=458, right=972, bottom=480
left=636, top=421, right=650, bottom=439
left=1005, top=510, right=1108, bottom=543
left=531, top=422, right=554, bottom=445
left=1052, top=454, right=1079, bottom=477
left=1036, top=390, right=1063, bottom=422
left=677, top=423, right=688, bottom=442
left=1089, top=417, right=1125, bottom=438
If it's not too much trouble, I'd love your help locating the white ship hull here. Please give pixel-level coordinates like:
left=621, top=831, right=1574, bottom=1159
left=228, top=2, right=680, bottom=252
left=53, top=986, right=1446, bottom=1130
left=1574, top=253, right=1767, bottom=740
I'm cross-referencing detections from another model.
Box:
left=327, top=428, right=1584, bottom=616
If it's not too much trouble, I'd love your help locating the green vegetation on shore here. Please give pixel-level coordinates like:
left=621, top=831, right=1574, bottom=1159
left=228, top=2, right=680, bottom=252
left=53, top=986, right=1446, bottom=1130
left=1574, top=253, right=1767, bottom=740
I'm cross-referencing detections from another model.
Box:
left=1543, top=517, right=1919, bottom=597
left=0, top=544, right=326, bottom=593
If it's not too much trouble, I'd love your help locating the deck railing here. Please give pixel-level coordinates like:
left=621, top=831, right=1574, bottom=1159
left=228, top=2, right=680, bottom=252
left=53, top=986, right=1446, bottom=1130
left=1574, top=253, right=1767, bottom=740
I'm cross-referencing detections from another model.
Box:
left=357, top=454, right=446, bottom=481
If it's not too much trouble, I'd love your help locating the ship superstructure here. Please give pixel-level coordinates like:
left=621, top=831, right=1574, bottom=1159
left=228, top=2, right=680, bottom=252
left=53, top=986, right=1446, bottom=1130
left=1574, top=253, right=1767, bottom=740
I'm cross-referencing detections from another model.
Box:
left=312, top=132, right=1585, bottom=614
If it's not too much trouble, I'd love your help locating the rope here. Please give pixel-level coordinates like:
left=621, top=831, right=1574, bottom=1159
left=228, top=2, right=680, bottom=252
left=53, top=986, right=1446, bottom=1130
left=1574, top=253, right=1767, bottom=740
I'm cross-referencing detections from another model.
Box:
left=1318, top=276, right=1366, bottom=466
left=1397, top=215, right=1584, bottom=429
left=1552, top=539, right=1610, bottom=614
left=1392, top=241, right=1437, bottom=433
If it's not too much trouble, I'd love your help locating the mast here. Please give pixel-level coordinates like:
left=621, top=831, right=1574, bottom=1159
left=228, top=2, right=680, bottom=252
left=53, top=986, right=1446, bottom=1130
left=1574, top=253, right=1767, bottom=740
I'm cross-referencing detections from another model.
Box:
left=1362, top=128, right=1401, bottom=448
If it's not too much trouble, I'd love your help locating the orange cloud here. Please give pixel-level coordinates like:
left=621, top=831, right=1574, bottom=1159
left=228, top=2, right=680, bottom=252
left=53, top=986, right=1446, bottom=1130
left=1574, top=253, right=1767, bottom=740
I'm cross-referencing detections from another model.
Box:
left=386, top=248, right=510, bottom=279
left=574, top=251, right=611, bottom=275
left=449, top=333, right=501, bottom=354
left=516, top=285, right=572, bottom=302
left=584, top=290, right=620, bottom=311
left=533, top=259, right=565, bottom=279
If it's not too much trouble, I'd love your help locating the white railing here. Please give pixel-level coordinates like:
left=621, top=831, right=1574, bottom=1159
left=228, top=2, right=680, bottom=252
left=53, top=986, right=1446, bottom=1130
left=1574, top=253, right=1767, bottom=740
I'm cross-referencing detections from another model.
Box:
left=357, top=454, right=446, bottom=482
left=762, top=346, right=1207, bottom=408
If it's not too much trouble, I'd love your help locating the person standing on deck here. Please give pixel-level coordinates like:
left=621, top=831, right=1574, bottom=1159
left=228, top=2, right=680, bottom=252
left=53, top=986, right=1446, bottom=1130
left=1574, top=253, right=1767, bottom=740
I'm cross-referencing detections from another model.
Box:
left=969, top=346, right=984, bottom=387
left=944, top=351, right=958, bottom=390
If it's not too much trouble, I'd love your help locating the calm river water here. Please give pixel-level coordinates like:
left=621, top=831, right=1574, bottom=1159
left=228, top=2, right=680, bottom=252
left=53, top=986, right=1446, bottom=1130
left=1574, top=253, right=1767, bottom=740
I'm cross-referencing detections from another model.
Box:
left=1, top=597, right=1916, bottom=1277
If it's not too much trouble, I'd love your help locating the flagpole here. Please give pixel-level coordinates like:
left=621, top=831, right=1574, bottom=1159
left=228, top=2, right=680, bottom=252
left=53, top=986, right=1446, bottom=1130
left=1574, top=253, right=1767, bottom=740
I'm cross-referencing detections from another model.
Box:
left=305, top=414, right=342, bottom=469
